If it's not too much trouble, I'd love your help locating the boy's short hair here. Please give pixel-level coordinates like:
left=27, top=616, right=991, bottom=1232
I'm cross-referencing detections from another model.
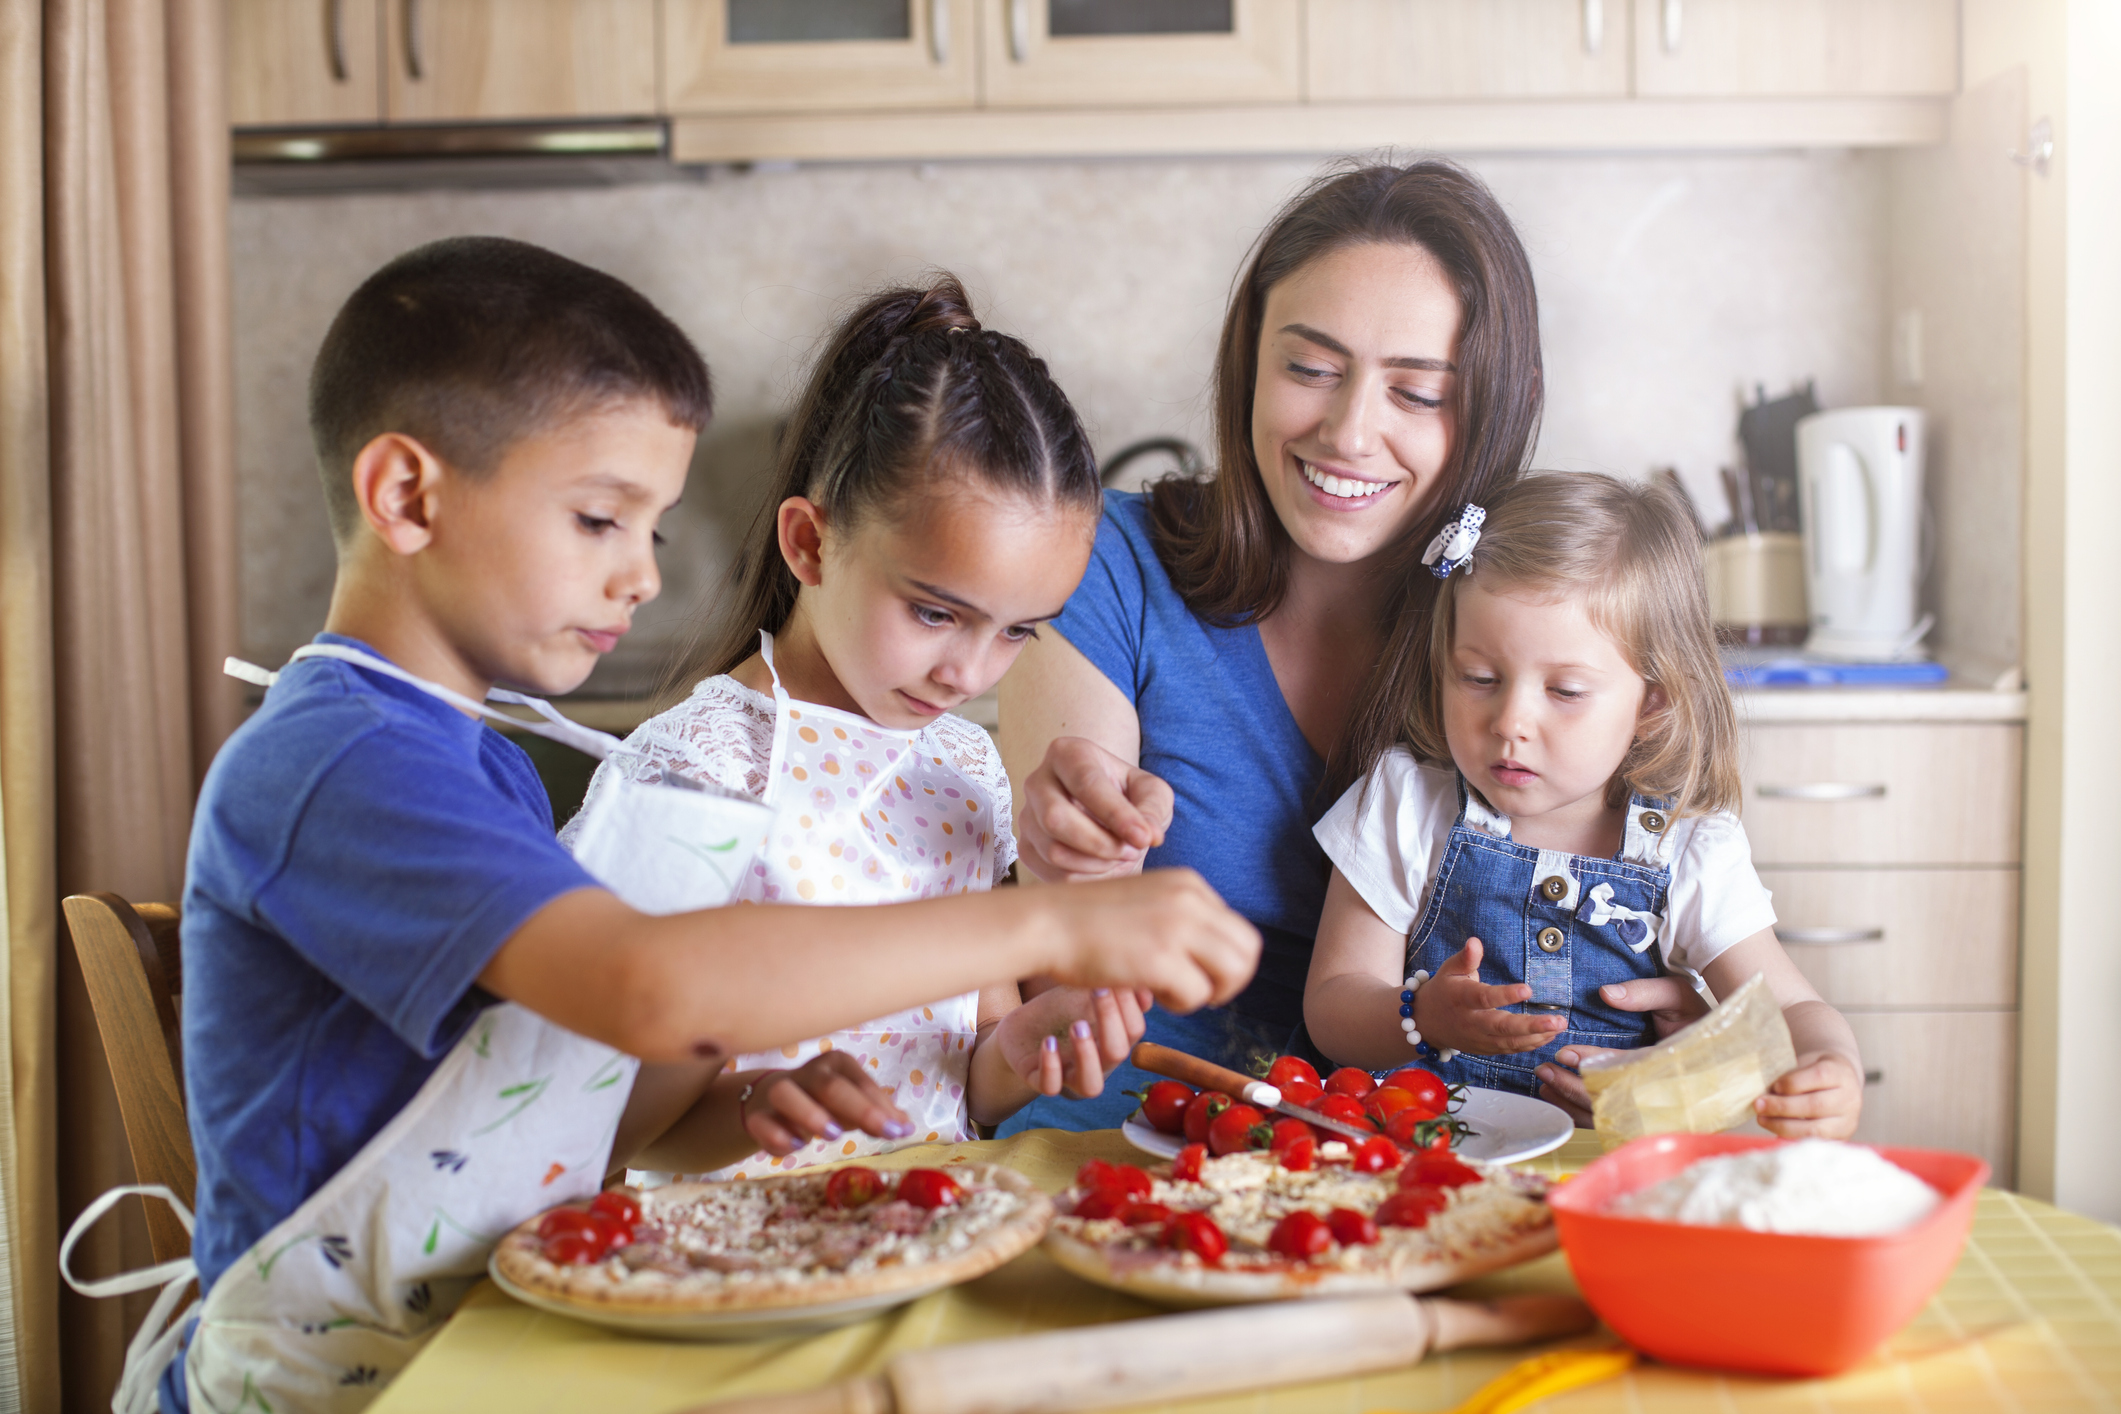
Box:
left=308, top=236, right=713, bottom=542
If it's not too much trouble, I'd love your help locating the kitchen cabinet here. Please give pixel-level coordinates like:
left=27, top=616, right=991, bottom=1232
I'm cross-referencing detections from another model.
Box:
left=1307, top=0, right=1630, bottom=102
left=227, top=0, right=385, bottom=126
left=1739, top=704, right=2023, bottom=1183
left=383, top=0, right=658, bottom=122
left=665, top=0, right=979, bottom=115
left=978, top=0, right=1302, bottom=109
left=1632, top=0, right=1958, bottom=98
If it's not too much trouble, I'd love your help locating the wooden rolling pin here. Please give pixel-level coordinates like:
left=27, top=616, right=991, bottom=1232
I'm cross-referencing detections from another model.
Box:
left=677, top=1293, right=1593, bottom=1414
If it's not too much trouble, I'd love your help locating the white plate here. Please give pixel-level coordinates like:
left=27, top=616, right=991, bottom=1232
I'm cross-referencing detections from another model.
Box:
left=488, top=1257, right=954, bottom=1341
left=1120, top=1086, right=1574, bottom=1167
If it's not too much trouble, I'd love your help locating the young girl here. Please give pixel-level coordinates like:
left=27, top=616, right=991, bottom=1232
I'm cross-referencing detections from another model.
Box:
left=566, top=275, right=1149, bottom=1177
left=1304, top=473, right=1865, bottom=1138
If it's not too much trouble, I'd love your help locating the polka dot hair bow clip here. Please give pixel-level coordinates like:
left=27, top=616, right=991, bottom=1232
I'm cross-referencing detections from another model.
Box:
left=1421, top=503, right=1486, bottom=579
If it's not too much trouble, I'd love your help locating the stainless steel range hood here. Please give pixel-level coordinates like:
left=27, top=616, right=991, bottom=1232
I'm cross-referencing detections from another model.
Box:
left=233, top=119, right=684, bottom=194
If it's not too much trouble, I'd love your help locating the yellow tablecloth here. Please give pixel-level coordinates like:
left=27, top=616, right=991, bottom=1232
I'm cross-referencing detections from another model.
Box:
left=370, top=1131, right=2121, bottom=1414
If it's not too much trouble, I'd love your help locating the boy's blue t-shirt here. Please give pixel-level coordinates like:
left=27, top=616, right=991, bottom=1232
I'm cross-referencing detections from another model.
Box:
left=178, top=633, right=599, bottom=1318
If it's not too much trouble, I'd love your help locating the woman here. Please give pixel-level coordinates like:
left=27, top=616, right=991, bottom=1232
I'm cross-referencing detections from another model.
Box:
left=999, top=158, right=1693, bottom=1133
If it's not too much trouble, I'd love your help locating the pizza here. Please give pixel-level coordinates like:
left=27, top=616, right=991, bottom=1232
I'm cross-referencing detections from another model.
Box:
left=1043, top=1143, right=1556, bottom=1305
left=492, top=1162, right=1052, bottom=1314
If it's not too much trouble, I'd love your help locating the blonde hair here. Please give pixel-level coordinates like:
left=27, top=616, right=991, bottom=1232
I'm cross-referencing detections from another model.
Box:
left=1405, top=472, right=1741, bottom=818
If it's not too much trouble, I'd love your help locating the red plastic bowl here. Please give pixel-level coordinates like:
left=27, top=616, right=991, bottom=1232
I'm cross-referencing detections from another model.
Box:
left=1547, top=1132, right=1988, bottom=1376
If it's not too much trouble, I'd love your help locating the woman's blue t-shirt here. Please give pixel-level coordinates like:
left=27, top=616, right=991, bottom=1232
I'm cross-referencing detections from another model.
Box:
left=1001, top=491, right=1329, bottom=1133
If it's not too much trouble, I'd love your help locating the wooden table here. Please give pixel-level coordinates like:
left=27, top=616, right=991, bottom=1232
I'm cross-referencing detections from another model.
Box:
left=371, top=1130, right=2121, bottom=1414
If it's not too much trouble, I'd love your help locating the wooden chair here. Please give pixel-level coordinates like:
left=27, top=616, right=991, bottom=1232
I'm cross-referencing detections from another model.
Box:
left=63, top=892, right=194, bottom=1264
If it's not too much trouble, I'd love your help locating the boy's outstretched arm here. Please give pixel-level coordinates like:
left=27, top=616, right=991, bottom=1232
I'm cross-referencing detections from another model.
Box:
left=480, top=867, right=1258, bottom=1064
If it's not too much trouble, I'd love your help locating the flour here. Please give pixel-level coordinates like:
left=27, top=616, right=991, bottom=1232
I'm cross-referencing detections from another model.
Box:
left=1610, top=1140, right=1941, bottom=1236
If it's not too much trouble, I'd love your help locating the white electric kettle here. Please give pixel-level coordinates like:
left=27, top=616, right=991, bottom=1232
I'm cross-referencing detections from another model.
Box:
left=1794, top=406, right=1931, bottom=661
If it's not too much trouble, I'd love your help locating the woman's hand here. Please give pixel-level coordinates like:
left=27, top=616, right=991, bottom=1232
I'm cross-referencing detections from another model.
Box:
left=1017, top=736, right=1174, bottom=882
left=1531, top=976, right=1718, bottom=1125
left=1414, top=937, right=1568, bottom=1056
left=1756, top=1051, right=1864, bottom=1139
left=991, top=986, right=1153, bottom=1100
left=738, top=1054, right=910, bottom=1156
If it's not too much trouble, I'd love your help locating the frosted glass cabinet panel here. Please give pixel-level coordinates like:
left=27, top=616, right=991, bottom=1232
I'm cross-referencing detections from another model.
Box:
left=666, top=0, right=979, bottom=113
left=1307, top=0, right=1631, bottom=100
left=980, top=0, right=1300, bottom=107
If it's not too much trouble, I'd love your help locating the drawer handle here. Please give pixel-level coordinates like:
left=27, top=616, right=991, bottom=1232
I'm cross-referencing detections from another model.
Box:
left=1757, top=782, right=1887, bottom=801
left=403, top=0, right=423, bottom=81
left=1775, top=927, right=1885, bottom=946
left=929, top=0, right=949, bottom=64
left=326, top=0, right=348, bottom=81
left=1581, top=0, right=1602, bottom=55
left=1864, top=1068, right=1885, bottom=1086
left=1008, top=0, right=1030, bottom=63
left=1661, top=0, right=1682, bottom=52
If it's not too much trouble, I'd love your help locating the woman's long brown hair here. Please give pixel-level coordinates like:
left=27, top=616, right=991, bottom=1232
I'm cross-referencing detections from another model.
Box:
left=1147, top=158, right=1544, bottom=800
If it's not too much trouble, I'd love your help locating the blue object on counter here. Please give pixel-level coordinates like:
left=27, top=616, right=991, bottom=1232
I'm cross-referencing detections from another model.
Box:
left=1724, top=657, right=1950, bottom=688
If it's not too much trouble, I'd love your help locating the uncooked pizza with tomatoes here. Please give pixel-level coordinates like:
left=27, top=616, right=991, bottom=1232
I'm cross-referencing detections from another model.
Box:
left=492, top=1163, right=1053, bottom=1314
left=1052, top=1061, right=1555, bottom=1303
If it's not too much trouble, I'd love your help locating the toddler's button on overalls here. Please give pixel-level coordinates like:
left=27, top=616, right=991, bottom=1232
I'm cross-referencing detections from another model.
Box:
left=1402, top=782, right=1676, bottom=1098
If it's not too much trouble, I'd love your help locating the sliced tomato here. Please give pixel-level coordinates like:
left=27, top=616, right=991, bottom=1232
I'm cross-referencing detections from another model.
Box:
left=1076, top=1160, right=1154, bottom=1201
left=1277, top=1135, right=1317, bottom=1171
left=1137, top=1080, right=1197, bottom=1136
left=1325, top=1207, right=1380, bottom=1246
left=1207, top=1103, right=1268, bottom=1157
left=1170, top=1142, right=1209, bottom=1183
left=1350, top=1136, right=1402, bottom=1173
left=543, top=1230, right=606, bottom=1265
left=897, top=1168, right=961, bottom=1209
left=1375, top=1184, right=1449, bottom=1229
left=824, top=1166, right=887, bottom=1209
left=1403, top=1149, right=1481, bottom=1189
left=1072, top=1188, right=1126, bottom=1220
left=1119, top=1201, right=1173, bottom=1226
left=1382, top=1067, right=1451, bottom=1116
left=587, top=1211, right=635, bottom=1251
left=1184, top=1092, right=1232, bottom=1145
left=589, top=1189, right=642, bottom=1227
left=1163, top=1211, right=1228, bottom=1265
left=536, top=1207, right=599, bottom=1244
left=1266, top=1210, right=1334, bottom=1260
left=1323, top=1067, right=1377, bottom=1098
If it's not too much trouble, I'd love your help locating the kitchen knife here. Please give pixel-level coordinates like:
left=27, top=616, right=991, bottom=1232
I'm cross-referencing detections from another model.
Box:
left=1130, top=1041, right=1379, bottom=1146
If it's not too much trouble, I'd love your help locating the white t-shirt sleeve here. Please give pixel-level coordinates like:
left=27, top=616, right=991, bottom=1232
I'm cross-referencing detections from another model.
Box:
left=1660, top=810, right=1778, bottom=973
left=1312, top=749, right=1460, bottom=935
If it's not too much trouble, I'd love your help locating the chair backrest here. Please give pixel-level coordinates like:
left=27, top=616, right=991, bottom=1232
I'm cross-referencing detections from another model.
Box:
left=63, top=892, right=194, bottom=1264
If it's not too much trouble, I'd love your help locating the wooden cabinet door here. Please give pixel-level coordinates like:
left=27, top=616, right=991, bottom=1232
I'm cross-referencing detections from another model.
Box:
left=1632, top=0, right=1957, bottom=97
left=228, top=0, right=384, bottom=125
left=1844, top=1011, right=2016, bottom=1184
left=1307, top=0, right=1629, bottom=101
left=666, top=0, right=978, bottom=114
left=1739, top=724, right=2023, bottom=868
left=383, top=0, right=658, bottom=122
left=980, top=0, right=1302, bottom=108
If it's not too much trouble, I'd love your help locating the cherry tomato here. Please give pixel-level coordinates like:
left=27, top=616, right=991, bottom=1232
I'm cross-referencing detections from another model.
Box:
left=589, top=1189, right=642, bottom=1227
left=898, top=1169, right=962, bottom=1209
left=1277, top=1075, right=1324, bottom=1107
left=1324, top=1067, right=1376, bottom=1099
left=1266, top=1055, right=1321, bottom=1092
left=824, top=1166, right=886, bottom=1209
left=1385, top=1108, right=1444, bottom=1149
left=1382, top=1068, right=1451, bottom=1116
left=1309, top=1093, right=1377, bottom=1136
left=1072, top=1188, right=1127, bottom=1220
left=1138, top=1081, right=1197, bottom=1136
left=536, top=1208, right=599, bottom=1244
left=1120, top=1201, right=1173, bottom=1226
left=1351, top=1136, right=1402, bottom=1173
left=543, top=1230, right=606, bottom=1264
left=1076, top=1160, right=1153, bottom=1201
left=1403, top=1150, right=1481, bottom=1189
left=1207, top=1102, right=1268, bottom=1157
left=1277, top=1136, right=1317, bottom=1172
left=1362, top=1086, right=1418, bottom=1126
left=1170, top=1142, right=1209, bottom=1183
left=1163, top=1211, right=1228, bottom=1265
left=1268, top=1117, right=1314, bottom=1152
left=1184, top=1092, right=1232, bottom=1145
left=1376, top=1185, right=1449, bottom=1229
left=1266, top=1210, right=1334, bottom=1261
left=1326, top=1207, right=1379, bottom=1246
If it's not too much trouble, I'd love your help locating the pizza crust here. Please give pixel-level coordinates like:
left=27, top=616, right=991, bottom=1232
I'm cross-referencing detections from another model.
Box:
left=494, top=1162, right=1052, bottom=1315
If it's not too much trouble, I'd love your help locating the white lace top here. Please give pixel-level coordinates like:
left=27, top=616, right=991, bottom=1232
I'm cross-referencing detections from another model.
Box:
left=559, top=675, right=1018, bottom=883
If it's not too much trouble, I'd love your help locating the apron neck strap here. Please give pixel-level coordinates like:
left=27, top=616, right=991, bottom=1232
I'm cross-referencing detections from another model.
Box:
left=757, top=630, right=791, bottom=805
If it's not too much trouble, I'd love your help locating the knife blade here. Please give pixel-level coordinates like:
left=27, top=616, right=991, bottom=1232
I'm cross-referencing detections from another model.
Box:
left=1130, top=1041, right=1378, bottom=1146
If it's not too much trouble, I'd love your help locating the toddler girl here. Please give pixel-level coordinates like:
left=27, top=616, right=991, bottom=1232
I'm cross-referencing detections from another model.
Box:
left=566, top=275, right=1146, bottom=1177
left=1304, top=473, right=1864, bottom=1137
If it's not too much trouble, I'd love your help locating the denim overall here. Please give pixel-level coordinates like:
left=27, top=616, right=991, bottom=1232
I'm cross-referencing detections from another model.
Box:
left=1401, top=780, right=1676, bottom=1098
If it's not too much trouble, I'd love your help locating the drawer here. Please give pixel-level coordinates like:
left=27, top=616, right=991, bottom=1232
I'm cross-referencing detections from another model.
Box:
left=1844, top=1010, right=2016, bottom=1186
left=1740, top=723, right=2022, bottom=866
left=1758, top=869, right=2019, bottom=1009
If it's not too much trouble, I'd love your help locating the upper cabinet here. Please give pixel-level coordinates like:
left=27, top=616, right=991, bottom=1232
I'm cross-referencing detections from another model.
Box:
left=384, top=0, right=658, bottom=122
left=978, top=0, right=1301, bottom=108
left=228, top=0, right=384, bottom=125
left=1308, top=0, right=1630, bottom=101
left=665, top=0, right=978, bottom=114
left=1633, top=0, right=1958, bottom=97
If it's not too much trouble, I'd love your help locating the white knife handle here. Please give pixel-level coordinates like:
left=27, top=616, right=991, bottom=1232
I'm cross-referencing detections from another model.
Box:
left=1241, top=1080, right=1282, bottom=1108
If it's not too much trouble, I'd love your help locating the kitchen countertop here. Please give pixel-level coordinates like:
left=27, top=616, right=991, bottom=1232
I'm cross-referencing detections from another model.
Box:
left=1735, top=682, right=2027, bottom=723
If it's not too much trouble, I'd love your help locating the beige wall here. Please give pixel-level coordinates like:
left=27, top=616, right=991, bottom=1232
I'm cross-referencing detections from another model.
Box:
left=230, top=150, right=1892, bottom=694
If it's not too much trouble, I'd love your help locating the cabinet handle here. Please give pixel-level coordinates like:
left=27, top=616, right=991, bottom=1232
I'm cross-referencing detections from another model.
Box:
left=1774, top=927, right=1886, bottom=946
left=1661, top=0, right=1682, bottom=53
left=1756, top=782, right=1887, bottom=801
left=1864, top=1068, right=1885, bottom=1086
left=1581, top=0, right=1602, bottom=56
left=1009, top=0, right=1031, bottom=63
left=326, top=0, right=348, bottom=80
left=403, top=0, right=424, bottom=80
left=930, top=0, right=949, bottom=63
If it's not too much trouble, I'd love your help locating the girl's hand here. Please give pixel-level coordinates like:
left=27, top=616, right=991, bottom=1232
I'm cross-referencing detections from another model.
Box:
left=993, top=986, right=1153, bottom=1098
left=738, top=1054, right=911, bottom=1156
left=1415, top=936, right=1568, bottom=1056
left=1033, top=869, right=1259, bottom=1012
left=1018, top=736, right=1175, bottom=882
left=1756, top=1051, right=1863, bottom=1139
left=1532, top=976, right=1716, bottom=1124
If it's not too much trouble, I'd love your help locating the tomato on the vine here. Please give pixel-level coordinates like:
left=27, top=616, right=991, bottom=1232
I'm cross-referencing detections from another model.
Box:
left=1323, top=1067, right=1376, bottom=1098
left=824, top=1167, right=886, bottom=1209
left=1309, top=1093, right=1376, bottom=1136
left=1266, top=1210, right=1334, bottom=1260
left=1376, top=1185, right=1449, bottom=1229
left=1184, top=1092, right=1232, bottom=1144
left=897, top=1169, right=961, bottom=1209
left=1265, top=1056, right=1323, bottom=1105
left=1207, top=1102, right=1268, bottom=1156
left=1170, top=1142, right=1208, bottom=1182
left=1325, top=1207, right=1379, bottom=1246
left=1268, top=1117, right=1314, bottom=1152
left=1382, top=1068, right=1451, bottom=1117
left=1137, top=1081, right=1197, bottom=1136
left=1163, top=1211, right=1228, bottom=1264
left=1362, top=1086, right=1419, bottom=1126
left=1351, top=1136, right=1402, bottom=1173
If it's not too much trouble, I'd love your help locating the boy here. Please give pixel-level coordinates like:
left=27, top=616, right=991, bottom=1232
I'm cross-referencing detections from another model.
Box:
left=123, top=238, right=1255, bottom=1413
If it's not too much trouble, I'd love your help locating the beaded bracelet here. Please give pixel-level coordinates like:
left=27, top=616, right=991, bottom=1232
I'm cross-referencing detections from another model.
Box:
left=1397, top=971, right=1459, bottom=1064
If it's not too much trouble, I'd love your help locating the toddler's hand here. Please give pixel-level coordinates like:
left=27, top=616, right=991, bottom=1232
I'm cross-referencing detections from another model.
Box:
left=739, top=1053, right=911, bottom=1157
left=1756, top=1050, right=1863, bottom=1139
left=994, top=986, right=1152, bottom=1098
left=1415, top=936, right=1567, bottom=1056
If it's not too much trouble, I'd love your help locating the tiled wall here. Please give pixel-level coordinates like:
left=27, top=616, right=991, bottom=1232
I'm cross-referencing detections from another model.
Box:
left=233, top=149, right=1894, bottom=694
